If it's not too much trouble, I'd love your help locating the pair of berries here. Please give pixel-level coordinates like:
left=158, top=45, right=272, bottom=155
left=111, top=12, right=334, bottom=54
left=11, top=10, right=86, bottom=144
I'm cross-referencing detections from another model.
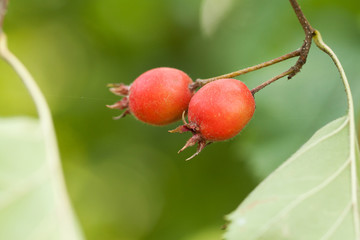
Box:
left=107, top=67, right=255, bottom=160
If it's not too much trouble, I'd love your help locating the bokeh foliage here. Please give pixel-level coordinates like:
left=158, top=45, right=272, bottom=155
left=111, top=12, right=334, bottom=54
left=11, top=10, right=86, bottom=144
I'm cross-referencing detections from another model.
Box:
left=0, top=0, right=359, bottom=239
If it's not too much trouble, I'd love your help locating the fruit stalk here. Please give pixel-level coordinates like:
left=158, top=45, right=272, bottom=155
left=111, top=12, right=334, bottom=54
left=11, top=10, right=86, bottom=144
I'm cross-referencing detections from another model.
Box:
left=251, top=69, right=293, bottom=95
left=288, top=0, right=315, bottom=79
left=193, top=0, right=316, bottom=94
left=191, top=49, right=301, bottom=90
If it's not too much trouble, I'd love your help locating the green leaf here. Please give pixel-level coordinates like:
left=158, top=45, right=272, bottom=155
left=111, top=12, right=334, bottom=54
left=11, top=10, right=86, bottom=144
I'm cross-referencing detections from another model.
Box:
left=200, top=0, right=235, bottom=36
left=225, top=115, right=360, bottom=239
left=0, top=117, right=84, bottom=240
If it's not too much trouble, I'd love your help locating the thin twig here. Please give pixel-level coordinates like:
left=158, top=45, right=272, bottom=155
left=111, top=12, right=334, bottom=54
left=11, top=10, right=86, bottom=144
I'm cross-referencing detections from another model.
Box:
left=288, top=0, right=315, bottom=79
left=248, top=0, right=316, bottom=94
left=191, top=0, right=315, bottom=93
left=289, top=0, right=314, bottom=34
left=190, top=49, right=301, bottom=90
left=251, top=69, right=293, bottom=95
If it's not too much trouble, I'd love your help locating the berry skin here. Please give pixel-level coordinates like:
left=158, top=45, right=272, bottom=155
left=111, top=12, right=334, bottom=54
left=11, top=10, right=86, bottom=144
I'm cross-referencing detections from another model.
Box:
left=107, top=67, right=194, bottom=126
left=170, top=78, right=255, bottom=160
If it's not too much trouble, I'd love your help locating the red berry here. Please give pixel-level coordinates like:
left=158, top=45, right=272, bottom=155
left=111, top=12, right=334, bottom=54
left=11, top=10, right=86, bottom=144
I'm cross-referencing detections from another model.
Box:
left=170, top=78, right=255, bottom=160
left=107, top=67, right=194, bottom=125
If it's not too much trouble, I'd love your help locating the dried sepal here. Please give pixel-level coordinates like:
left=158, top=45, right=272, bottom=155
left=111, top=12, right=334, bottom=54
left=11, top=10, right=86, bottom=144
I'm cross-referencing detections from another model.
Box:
left=170, top=112, right=210, bottom=160
left=168, top=125, right=191, bottom=134
left=106, top=97, right=129, bottom=110
left=185, top=140, right=211, bottom=161
left=113, top=109, right=131, bottom=120
left=176, top=134, right=210, bottom=161
left=107, top=83, right=130, bottom=96
left=107, top=85, right=131, bottom=119
left=178, top=134, right=203, bottom=153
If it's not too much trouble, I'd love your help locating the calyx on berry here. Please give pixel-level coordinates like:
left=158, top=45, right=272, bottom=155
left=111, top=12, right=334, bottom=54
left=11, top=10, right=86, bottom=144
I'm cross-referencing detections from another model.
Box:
left=107, top=67, right=194, bottom=125
left=170, top=78, right=255, bottom=160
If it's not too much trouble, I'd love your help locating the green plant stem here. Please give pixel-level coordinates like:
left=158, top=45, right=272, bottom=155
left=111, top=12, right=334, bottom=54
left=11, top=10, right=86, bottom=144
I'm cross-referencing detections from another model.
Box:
left=0, top=32, right=60, bottom=177
left=313, top=30, right=360, bottom=238
left=0, top=32, right=82, bottom=238
left=190, top=49, right=301, bottom=90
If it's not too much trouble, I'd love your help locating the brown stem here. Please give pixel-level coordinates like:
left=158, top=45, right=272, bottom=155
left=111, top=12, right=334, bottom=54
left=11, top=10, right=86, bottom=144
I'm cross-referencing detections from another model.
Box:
left=249, top=0, right=315, bottom=94
left=289, top=0, right=314, bottom=34
left=190, top=49, right=301, bottom=91
left=251, top=69, right=293, bottom=95
left=190, top=0, right=314, bottom=94
left=0, top=0, right=8, bottom=29
left=191, top=0, right=315, bottom=94
left=287, top=0, right=315, bottom=79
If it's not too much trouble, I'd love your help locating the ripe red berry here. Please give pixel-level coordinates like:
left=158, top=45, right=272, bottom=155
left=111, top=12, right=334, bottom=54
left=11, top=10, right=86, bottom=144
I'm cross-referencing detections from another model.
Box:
left=107, top=67, right=194, bottom=125
left=170, top=78, right=255, bottom=160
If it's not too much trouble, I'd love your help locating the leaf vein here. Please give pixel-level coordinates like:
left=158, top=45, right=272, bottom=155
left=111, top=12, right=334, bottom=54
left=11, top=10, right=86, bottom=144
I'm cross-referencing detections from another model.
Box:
left=283, top=117, right=349, bottom=169
left=245, top=117, right=349, bottom=202
left=320, top=201, right=352, bottom=240
left=256, top=158, right=351, bottom=238
left=0, top=167, right=49, bottom=211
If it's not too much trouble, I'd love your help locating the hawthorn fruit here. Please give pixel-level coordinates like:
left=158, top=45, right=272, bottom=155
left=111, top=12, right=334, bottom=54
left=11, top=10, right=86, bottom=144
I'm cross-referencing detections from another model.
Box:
left=170, top=78, right=255, bottom=160
left=107, top=67, right=194, bottom=125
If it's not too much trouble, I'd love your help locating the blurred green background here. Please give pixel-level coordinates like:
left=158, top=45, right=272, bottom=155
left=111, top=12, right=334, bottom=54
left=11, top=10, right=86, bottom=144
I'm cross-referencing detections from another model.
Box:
left=0, top=0, right=359, bottom=239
